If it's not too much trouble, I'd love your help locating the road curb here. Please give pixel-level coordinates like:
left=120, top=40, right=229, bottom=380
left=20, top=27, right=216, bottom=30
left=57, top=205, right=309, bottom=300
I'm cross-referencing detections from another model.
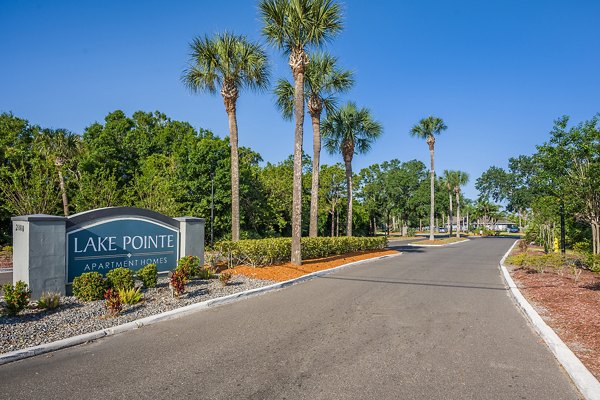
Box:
left=0, top=251, right=402, bottom=366
left=499, top=241, right=600, bottom=400
left=407, top=238, right=470, bottom=247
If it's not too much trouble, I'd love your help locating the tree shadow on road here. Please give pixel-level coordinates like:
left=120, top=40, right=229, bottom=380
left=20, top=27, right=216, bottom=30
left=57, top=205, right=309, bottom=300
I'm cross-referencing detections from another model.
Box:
left=319, top=274, right=508, bottom=291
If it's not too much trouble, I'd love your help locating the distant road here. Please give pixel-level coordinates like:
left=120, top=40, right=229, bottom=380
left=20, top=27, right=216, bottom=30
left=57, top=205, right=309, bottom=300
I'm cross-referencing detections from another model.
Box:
left=0, top=238, right=580, bottom=399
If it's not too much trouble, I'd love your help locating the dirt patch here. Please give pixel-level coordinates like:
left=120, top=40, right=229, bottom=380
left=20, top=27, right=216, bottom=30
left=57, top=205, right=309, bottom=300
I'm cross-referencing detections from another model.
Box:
left=506, top=255, right=600, bottom=380
left=224, top=249, right=399, bottom=282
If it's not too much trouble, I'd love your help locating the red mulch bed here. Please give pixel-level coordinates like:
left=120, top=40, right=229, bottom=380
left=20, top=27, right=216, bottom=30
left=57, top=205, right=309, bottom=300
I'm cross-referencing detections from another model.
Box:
left=224, top=249, right=399, bottom=282
left=507, top=254, right=600, bottom=380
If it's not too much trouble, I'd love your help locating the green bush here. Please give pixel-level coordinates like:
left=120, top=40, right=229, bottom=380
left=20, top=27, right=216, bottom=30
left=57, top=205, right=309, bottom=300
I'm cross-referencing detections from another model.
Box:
left=407, top=228, right=417, bottom=237
left=197, top=267, right=215, bottom=280
left=2, top=280, right=31, bottom=315
left=137, top=264, right=158, bottom=288
left=37, top=292, right=60, bottom=310
left=106, top=267, right=134, bottom=290
left=1, top=245, right=12, bottom=253
left=176, top=256, right=201, bottom=279
left=118, top=287, right=143, bottom=305
left=72, top=272, right=106, bottom=301
left=213, top=236, right=388, bottom=268
left=506, top=253, right=584, bottom=273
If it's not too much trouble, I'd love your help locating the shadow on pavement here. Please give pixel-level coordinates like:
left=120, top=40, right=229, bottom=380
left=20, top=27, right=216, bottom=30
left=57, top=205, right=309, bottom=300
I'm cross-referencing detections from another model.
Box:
left=319, top=274, right=508, bottom=291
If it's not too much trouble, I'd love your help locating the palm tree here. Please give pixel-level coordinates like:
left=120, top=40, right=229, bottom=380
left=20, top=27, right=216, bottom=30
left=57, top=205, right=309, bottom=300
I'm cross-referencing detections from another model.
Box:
left=453, top=171, right=469, bottom=237
left=410, top=116, right=447, bottom=240
left=323, top=102, right=382, bottom=236
left=182, top=32, right=269, bottom=242
left=442, top=170, right=457, bottom=236
left=37, top=128, right=81, bottom=216
left=274, top=52, right=354, bottom=237
left=260, top=0, right=343, bottom=264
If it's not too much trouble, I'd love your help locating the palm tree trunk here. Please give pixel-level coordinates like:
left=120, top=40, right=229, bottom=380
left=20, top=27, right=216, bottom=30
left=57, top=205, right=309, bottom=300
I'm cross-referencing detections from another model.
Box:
left=227, top=109, right=240, bottom=242
left=456, top=190, right=461, bottom=238
left=309, top=113, right=321, bottom=237
left=330, top=208, right=335, bottom=237
left=448, top=192, right=453, bottom=236
left=291, top=69, right=305, bottom=265
left=344, top=158, right=353, bottom=237
left=57, top=168, right=69, bottom=216
left=429, top=143, right=435, bottom=241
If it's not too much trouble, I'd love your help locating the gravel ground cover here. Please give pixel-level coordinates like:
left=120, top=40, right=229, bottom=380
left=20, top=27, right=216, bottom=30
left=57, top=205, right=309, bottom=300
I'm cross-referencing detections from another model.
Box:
left=0, top=274, right=274, bottom=354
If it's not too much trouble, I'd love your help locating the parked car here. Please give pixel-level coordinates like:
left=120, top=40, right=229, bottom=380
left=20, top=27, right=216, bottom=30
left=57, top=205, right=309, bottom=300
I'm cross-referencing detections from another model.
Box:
left=438, top=227, right=447, bottom=233
left=507, top=226, right=519, bottom=233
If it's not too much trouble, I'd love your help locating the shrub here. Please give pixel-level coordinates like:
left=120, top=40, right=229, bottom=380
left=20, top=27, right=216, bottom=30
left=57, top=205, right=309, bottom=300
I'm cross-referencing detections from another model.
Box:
left=169, top=270, right=187, bottom=297
left=72, top=272, right=106, bottom=301
left=1, top=245, right=12, bottom=253
left=137, top=264, right=158, bottom=288
left=2, top=281, right=31, bottom=316
left=106, top=267, right=134, bottom=290
left=118, top=287, right=143, bottom=305
left=104, top=288, right=122, bottom=316
left=37, top=292, right=60, bottom=310
left=518, top=240, right=528, bottom=253
left=176, top=256, right=201, bottom=279
left=407, top=228, right=417, bottom=237
left=197, top=267, right=214, bottom=280
left=219, top=272, right=232, bottom=286
left=213, top=236, right=387, bottom=268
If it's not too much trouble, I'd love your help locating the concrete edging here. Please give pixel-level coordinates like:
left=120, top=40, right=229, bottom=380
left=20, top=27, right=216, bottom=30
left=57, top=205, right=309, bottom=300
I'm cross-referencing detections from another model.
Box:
left=499, top=240, right=600, bottom=400
left=407, top=238, right=470, bottom=247
left=0, top=251, right=402, bottom=366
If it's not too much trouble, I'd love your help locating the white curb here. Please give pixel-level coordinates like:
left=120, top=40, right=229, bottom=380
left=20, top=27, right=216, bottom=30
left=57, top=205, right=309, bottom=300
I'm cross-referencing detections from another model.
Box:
left=407, top=238, right=470, bottom=247
left=0, top=251, right=402, bottom=366
left=499, top=241, right=600, bottom=400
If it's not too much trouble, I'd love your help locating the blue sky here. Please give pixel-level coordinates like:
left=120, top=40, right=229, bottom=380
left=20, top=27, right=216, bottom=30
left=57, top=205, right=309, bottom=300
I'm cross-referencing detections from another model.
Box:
left=2, top=0, right=599, bottom=200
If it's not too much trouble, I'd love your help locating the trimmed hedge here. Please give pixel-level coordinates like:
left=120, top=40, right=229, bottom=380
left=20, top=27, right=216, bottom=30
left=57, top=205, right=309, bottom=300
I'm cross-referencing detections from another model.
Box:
left=213, top=236, right=387, bottom=268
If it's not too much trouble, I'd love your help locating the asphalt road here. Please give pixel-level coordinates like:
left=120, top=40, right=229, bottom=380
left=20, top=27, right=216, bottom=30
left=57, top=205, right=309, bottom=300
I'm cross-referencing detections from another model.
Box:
left=0, top=238, right=580, bottom=399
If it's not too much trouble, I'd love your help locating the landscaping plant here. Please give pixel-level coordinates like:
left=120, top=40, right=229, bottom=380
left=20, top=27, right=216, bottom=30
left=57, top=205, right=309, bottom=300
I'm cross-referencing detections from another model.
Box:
left=117, top=287, right=143, bottom=305
left=169, top=270, right=187, bottom=297
left=137, top=263, right=158, bottom=288
left=104, top=288, right=122, bottom=316
left=106, top=267, right=134, bottom=290
left=37, top=291, right=61, bottom=310
left=219, top=272, right=232, bottom=286
left=72, top=272, right=106, bottom=301
left=1, top=280, right=31, bottom=316
left=176, top=256, right=201, bottom=279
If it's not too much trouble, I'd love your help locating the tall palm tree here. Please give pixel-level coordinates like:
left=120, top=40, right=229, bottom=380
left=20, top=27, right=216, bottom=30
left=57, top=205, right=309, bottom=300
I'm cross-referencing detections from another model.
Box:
left=410, top=116, right=447, bottom=240
left=260, top=0, right=343, bottom=264
left=453, top=171, right=469, bottom=237
left=182, top=32, right=269, bottom=241
left=323, top=102, right=382, bottom=236
left=442, top=170, right=457, bottom=236
left=274, top=52, right=354, bottom=237
left=37, top=128, right=81, bottom=216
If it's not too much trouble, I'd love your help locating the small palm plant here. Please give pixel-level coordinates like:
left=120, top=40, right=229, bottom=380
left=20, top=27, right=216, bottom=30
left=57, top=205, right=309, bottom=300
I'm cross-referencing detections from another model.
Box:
left=322, top=102, right=382, bottom=236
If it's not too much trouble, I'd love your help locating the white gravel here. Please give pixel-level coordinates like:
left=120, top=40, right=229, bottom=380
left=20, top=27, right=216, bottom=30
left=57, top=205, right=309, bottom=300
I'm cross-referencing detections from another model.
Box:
left=0, top=274, right=274, bottom=354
